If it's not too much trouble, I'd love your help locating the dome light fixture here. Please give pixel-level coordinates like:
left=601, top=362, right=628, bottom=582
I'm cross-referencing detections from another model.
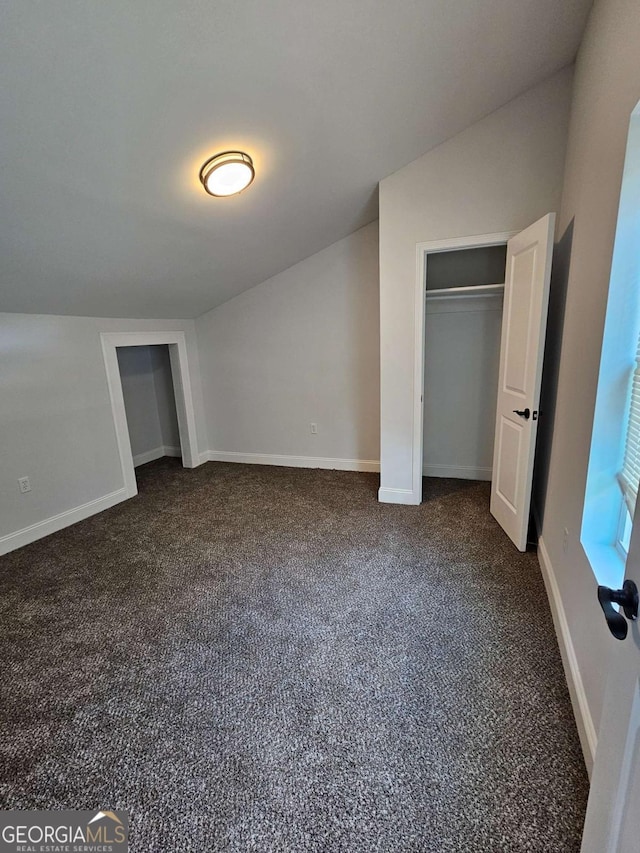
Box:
left=199, top=151, right=255, bottom=197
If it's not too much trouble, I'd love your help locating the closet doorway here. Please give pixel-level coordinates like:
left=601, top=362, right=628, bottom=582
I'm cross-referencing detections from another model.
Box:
left=423, top=242, right=508, bottom=481
left=101, top=331, right=200, bottom=500
left=412, top=230, right=518, bottom=500
left=413, top=217, right=556, bottom=550
left=116, top=344, right=181, bottom=469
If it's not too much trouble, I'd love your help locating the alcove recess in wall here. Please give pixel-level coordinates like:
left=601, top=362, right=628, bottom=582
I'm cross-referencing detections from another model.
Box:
left=423, top=243, right=507, bottom=480
left=116, top=345, right=181, bottom=469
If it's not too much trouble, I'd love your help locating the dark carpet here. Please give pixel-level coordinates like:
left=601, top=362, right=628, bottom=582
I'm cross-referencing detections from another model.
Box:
left=0, top=458, right=588, bottom=852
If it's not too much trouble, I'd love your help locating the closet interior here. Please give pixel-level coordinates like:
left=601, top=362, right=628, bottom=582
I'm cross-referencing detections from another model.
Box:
left=423, top=244, right=507, bottom=481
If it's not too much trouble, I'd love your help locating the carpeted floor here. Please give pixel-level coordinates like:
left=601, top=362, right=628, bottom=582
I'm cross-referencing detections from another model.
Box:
left=0, top=458, right=588, bottom=852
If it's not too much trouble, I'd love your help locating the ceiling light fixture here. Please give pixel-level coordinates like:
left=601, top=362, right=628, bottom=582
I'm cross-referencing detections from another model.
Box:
left=199, top=151, right=255, bottom=197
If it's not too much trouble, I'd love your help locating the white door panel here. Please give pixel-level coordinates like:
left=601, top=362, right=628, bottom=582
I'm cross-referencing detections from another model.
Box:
left=612, top=684, right=640, bottom=852
left=494, top=416, right=523, bottom=511
left=490, top=213, right=555, bottom=550
left=582, top=512, right=640, bottom=852
left=504, top=247, right=536, bottom=394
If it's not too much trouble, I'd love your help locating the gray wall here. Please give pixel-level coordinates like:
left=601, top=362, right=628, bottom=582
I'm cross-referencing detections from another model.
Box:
left=534, top=0, right=640, bottom=767
left=151, top=346, right=180, bottom=450
left=423, top=293, right=502, bottom=479
left=425, top=245, right=507, bottom=290
left=117, top=346, right=163, bottom=459
left=195, top=222, right=380, bottom=467
left=0, top=314, right=206, bottom=550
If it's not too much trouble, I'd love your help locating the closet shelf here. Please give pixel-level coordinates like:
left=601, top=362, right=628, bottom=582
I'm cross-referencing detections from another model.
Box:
left=426, top=283, right=505, bottom=300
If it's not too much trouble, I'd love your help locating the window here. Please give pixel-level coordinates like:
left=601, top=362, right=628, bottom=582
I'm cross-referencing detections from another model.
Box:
left=582, top=103, right=640, bottom=588
left=619, top=337, right=640, bottom=515
left=617, top=335, right=640, bottom=558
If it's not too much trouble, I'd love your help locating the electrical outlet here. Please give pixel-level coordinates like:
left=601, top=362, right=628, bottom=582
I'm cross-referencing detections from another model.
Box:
left=310, top=423, right=318, bottom=434
left=563, top=527, right=569, bottom=554
left=18, top=476, right=31, bottom=494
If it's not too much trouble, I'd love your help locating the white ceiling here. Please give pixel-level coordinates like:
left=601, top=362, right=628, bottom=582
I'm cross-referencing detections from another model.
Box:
left=0, top=0, right=592, bottom=319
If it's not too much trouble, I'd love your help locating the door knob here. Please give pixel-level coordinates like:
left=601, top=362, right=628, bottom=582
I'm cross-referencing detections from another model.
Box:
left=513, top=408, right=531, bottom=419
left=597, top=580, right=639, bottom=640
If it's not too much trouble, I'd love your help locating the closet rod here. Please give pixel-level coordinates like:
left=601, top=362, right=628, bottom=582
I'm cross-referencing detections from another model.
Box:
left=426, top=283, right=505, bottom=300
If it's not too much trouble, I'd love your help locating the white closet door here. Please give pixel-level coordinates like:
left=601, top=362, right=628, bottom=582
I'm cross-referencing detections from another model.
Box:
left=490, top=213, right=555, bottom=550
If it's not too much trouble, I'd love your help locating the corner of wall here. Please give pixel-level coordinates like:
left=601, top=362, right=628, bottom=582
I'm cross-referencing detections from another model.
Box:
left=377, top=486, right=421, bottom=505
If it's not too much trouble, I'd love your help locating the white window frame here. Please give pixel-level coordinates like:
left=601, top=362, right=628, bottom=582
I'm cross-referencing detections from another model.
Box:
left=615, top=497, right=632, bottom=561
left=581, top=105, right=640, bottom=590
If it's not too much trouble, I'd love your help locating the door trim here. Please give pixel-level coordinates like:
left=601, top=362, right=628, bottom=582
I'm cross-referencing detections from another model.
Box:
left=100, top=331, right=200, bottom=499
left=413, top=231, right=518, bottom=503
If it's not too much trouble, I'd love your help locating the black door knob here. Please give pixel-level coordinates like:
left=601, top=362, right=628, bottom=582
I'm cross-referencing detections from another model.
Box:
left=513, top=408, right=531, bottom=419
left=597, top=579, right=639, bottom=640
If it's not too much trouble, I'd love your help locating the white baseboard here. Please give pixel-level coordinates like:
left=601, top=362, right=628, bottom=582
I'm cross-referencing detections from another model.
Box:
left=423, top=464, right=492, bottom=480
left=202, top=450, right=380, bottom=473
left=377, top=486, right=421, bottom=505
left=134, top=447, right=164, bottom=467
left=536, top=531, right=597, bottom=775
left=133, top=445, right=181, bottom=467
left=0, top=488, right=129, bottom=556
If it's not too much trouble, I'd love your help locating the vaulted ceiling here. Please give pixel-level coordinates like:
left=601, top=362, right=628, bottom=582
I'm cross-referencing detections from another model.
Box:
left=0, top=0, right=592, bottom=319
